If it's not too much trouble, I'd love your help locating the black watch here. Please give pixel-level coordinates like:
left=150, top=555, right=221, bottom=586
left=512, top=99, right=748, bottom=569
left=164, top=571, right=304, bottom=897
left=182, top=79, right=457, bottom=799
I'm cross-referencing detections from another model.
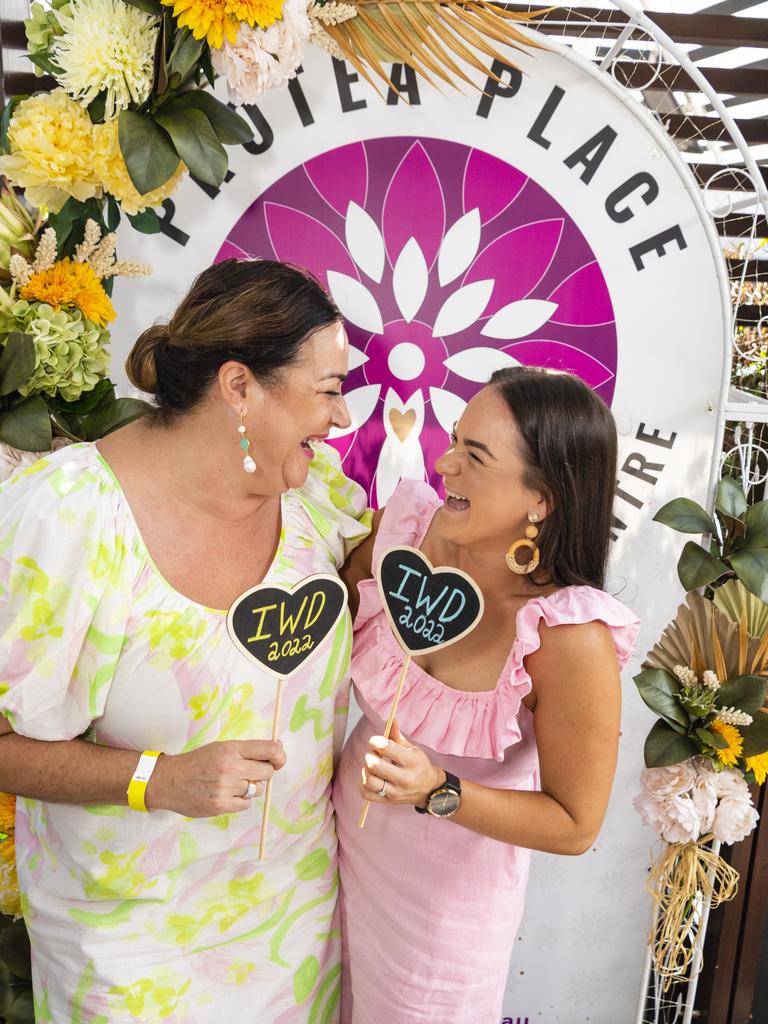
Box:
left=415, top=770, right=461, bottom=818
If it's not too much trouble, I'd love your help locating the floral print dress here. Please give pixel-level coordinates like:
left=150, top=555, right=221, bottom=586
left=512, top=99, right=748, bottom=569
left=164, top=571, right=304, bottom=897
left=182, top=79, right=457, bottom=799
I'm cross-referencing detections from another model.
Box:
left=0, top=442, right=370, bottom=1024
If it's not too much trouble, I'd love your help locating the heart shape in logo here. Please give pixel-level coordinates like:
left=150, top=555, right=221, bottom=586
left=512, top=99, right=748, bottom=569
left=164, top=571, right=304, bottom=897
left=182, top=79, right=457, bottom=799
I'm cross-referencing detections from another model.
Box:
left=227, top=574, right=348, bottom=679
left=389, top=408, right=417, bottom=442
left=377, top=546, right=484, bottom=655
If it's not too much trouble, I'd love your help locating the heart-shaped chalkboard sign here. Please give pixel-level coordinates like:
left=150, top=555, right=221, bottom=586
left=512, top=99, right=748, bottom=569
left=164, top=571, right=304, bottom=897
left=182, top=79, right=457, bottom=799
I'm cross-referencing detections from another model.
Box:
left=377, top=546, right=484, bottom=655
left=227, top=574, right=348, bottom=679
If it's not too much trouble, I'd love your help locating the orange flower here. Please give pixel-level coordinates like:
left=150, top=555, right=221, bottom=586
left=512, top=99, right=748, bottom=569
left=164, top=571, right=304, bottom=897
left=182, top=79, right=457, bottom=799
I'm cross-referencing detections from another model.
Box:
left=21, top=258, right=116, bottom=327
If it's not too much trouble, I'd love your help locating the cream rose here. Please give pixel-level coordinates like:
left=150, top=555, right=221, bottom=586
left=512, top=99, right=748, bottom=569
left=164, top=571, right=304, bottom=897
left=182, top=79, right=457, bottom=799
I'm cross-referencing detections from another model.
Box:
left=640, top=762, right=697, bottom=799
left=712, top=796, right=759, bottom=845
left=690, top=775, right=717, bottom=833
left=658, top=794, right=702, bottom=844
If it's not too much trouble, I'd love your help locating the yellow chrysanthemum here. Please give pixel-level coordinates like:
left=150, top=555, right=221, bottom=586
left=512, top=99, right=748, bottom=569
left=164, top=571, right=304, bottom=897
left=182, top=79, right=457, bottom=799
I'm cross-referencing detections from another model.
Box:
left=93, top=118, right=186, bottom=216
left=0, top=859, right=21, bottom=918
left=745, top=751, right=768, bottom=785
left=161, top=0, right=283, bottom=49
left=711, top=719, right=744, bottom=767
left=0, top=792, right=15, bottom=838
left=0, top=89, right=101, bottom=214
left=21, top=259, right=116, bottom=327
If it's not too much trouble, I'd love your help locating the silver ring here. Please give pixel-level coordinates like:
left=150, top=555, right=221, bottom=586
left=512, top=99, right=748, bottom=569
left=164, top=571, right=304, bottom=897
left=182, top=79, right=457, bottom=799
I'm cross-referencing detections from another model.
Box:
left=377, top=781, right=387, bottom=799
left=244, top=781, right=258, bottom=799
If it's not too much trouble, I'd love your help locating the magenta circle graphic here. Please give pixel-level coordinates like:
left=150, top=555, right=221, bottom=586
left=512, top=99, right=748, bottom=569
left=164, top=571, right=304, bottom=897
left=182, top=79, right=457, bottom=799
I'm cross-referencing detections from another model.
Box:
left=217, top=137, right=617, bottom=506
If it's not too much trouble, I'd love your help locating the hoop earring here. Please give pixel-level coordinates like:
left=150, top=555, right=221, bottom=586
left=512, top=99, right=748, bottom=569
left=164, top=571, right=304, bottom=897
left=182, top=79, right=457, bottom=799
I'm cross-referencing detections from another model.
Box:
left=238, top=410, right=257, bottom=474
left=505, top=512, right=540, bottom=575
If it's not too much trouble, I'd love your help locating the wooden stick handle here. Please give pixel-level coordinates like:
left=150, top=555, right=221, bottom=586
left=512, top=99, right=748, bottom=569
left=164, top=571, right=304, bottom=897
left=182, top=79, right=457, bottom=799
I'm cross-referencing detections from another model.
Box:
left=358, top=653, right=412, bottom=829
left=259, top=677, right=285, bottom=860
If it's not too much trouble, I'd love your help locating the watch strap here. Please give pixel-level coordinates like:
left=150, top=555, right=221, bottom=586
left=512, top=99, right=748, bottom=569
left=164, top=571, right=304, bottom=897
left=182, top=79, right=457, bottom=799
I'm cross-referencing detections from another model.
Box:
left=415, top=769, right=461, bottom=814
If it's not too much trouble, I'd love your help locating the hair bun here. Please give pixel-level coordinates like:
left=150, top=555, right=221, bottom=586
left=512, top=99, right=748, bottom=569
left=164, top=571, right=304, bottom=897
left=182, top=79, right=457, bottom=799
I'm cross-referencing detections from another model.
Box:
left=125, top=324, right=168, bottom=395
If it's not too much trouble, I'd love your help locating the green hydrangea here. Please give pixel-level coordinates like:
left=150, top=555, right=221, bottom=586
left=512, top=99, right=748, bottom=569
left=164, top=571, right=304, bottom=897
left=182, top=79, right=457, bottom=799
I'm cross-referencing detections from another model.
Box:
left=5, top=299, right=110, bottom=401
left=24, top=0, right=71, bottom=76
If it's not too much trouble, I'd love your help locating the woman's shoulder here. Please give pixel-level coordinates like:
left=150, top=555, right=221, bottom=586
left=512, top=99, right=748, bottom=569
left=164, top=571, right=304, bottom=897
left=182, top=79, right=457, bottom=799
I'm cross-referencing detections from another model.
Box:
left=518, top=585, right=640, bottom=670
left=1, top=442, right=117, bottom=508
left=374, top=478, right=441, bottom=555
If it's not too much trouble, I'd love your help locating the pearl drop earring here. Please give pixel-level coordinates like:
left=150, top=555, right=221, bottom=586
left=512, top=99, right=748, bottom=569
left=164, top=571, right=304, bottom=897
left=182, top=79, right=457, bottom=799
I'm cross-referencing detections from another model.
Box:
left=238, top=410, right=256, bottom=474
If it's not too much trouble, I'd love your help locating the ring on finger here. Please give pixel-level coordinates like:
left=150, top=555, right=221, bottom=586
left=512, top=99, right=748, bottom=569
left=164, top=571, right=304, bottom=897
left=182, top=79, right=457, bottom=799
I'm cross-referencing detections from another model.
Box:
left=244, top=781, right=259, bottom=799
left=377, top=780, right=387, bottom=799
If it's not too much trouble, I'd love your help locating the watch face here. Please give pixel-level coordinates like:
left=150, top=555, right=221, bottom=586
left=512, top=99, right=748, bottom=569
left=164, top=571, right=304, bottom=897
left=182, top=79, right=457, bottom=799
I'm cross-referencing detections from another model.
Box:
left=427, top=787, right=460, bottom=818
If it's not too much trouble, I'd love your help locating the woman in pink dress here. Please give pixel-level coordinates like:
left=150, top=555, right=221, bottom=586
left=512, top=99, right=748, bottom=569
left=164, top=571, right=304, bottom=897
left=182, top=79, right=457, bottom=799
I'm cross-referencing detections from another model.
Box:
left=333, top=366, right=641, bottom=1023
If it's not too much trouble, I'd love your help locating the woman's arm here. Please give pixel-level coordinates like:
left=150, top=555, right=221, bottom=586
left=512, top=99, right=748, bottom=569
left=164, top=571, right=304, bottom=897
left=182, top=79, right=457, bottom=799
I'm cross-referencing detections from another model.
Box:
left=0, top=715, right=286, bottom=817
left=340, top=506, right=384, bottom=620
left=360, top=620, right=621, bottom=855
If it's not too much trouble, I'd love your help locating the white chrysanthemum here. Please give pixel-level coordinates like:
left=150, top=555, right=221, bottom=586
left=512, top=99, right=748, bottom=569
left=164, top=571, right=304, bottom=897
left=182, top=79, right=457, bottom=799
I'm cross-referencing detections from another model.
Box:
left=53, top=0, right=159, bottom=120
left=212, top=0, right=310, bottom=104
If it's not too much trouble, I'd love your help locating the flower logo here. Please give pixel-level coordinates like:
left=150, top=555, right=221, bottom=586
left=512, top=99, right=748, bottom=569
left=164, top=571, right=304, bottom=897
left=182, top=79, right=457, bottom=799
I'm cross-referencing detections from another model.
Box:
left=217, top=137, right=617, bottom=504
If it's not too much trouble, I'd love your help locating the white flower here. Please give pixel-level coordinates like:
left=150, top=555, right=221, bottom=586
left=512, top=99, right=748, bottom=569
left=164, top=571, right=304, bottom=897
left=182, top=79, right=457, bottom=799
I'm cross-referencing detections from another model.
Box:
left=212, top=0, right=311, bottom=104
left=674, top=664, right=698, bottom=687
left=716, top=706, right=753, bottom=727
left=640, top=762, right=697, bottom=799
left=704, top=764, right=750, bottom=800
left=53, top=0, right=158, bottom=120
left=702, top=670, right=721, bottom=691
left=690, top=775, right=717, bottom=833
left=658, top=794, right=703, bottom=844
left=633, top=790, right=664, bottom=828
left=712, top=796, right=759, bottom=845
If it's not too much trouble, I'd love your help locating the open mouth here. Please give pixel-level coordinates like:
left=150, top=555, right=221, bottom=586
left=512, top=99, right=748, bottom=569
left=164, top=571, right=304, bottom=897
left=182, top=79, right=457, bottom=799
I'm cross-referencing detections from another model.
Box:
left=300, top=435, right=326, bottom=453
left=445, top=487, right=470, bottom=511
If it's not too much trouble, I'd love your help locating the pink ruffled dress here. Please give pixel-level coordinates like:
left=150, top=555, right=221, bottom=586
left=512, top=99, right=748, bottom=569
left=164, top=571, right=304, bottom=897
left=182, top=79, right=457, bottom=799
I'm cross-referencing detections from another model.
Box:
left=333, top=480, right=640, bottom=1024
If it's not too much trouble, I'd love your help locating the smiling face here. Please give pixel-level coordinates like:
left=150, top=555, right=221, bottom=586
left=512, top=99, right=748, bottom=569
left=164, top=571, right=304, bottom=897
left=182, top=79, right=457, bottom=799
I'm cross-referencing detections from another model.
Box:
left=244, top=321, right=352, bottom=492
left=433, top=385, right=550, bottom=553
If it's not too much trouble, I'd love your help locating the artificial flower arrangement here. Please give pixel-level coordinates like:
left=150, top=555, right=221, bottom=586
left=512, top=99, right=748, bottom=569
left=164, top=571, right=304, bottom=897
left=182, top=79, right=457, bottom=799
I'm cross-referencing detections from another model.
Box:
left=633, top=476, right=768, bottom=988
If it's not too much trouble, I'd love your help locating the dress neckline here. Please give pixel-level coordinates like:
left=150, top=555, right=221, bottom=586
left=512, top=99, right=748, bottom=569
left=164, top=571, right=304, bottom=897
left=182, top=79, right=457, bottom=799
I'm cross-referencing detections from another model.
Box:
left=91, top=444, right=288, bottom=618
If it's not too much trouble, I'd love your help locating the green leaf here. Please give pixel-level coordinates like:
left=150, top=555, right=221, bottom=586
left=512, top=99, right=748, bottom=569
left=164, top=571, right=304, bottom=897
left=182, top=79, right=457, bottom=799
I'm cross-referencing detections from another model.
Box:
left=199, top=47, right=215, bottom=87
left=696, top=726, right=728, bottom=750
left=634, top=669, right=688, bottom=730
left=5, top=988, right=35, bottom=1024
left=154, top=107, right=227, bottom=186
left=126, top=208, right=162, bottom=234
left=653, top=498, right=715, bottom=535
left=105, top=194, right=121, bottom=232
left=644, top=720, right=699, bottom=768
left=1, top=97, right=27, bottom=155
left=49, top=378, right=114, bottom=414
left=0, top=333, right=36, bottom=397
left=728, top=547, right=768, bottom=603
left=716, top=476, right=748, bottom=520
left=83, top=397, right=150, bottom=440
left=167, top=30, right=205, bottom=85
left=0, top=396, right=52, bottom=451
left=167, top=90, right=253, bottom=144
left=715, top=674, right=768, bottom=716
left=123, top=0, right=162, bottom=12
left=677, top=541, right=729, bottom=591
left=293, top=955, right=319, bottom=1006
left=741, top=711, right=768, bottom=757
left=87, top=91, right=107, bottom=124
left=745, top=501, right=768, bottom=547
left=118, top=110, right=179, bottom=195
left=25, top=51, right=61, bottom=77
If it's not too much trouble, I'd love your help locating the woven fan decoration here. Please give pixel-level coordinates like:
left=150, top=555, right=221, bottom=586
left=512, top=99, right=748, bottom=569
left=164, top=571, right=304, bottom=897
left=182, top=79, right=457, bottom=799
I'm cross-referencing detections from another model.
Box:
left=312, top=1, right=545, bottom=94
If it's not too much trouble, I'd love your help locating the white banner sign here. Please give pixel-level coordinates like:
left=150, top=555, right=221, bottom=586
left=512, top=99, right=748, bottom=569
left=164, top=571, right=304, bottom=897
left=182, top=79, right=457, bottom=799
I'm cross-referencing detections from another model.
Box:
left=112, top=34, right=729, bottom=1023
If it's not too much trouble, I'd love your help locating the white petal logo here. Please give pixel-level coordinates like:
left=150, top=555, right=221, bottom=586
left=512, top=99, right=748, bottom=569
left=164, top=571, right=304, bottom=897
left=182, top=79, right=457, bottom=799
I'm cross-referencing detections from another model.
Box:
left=392, top=238, right=429, bottom=323
left=433, top=279, right=494, bottom=338
left=326, top=271, right=383, bottom=334
left=481, top=301, right=559, bottom=341
left=345, top=202, right=385, bottom=283
left=437, top=209, right=481, bottom=286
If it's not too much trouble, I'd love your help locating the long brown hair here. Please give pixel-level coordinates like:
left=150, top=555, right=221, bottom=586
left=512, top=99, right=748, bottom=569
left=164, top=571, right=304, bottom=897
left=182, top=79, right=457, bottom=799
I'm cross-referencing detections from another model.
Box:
left=126, top=259, right=340, bottom=422
left=490, top=366, right=617, bottom=589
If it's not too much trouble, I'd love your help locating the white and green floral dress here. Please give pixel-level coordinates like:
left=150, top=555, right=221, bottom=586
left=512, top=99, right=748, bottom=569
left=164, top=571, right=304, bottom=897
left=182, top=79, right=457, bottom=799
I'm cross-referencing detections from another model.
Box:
left=0, top=442, right=370, bottom=1024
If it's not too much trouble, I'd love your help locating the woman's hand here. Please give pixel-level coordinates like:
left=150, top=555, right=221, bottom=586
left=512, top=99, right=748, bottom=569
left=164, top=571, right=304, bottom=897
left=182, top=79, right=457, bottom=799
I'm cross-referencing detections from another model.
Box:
left=147, top=740, right=287, bottom=817
left=359, top=722, right=443, bottom=808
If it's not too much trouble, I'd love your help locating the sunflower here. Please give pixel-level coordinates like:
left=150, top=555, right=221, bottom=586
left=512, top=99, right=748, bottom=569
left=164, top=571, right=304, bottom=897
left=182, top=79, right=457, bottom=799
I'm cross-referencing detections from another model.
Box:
left=745, top=751, right=768, bottom=785
left=710, top=719, right=744, bottom=768
left=21, top=258, right=116, bottom=327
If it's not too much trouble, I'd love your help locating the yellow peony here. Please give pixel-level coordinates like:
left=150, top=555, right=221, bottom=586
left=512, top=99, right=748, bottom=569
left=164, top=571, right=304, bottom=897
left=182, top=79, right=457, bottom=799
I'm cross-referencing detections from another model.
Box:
left=711, top=719, right=744, bottom=768
left=745, top=751, right=768, bottom=785
left=161, top=0, right=283, bottom=49
left=22, top=259, right=116, bottom=327
left=0, top=90, right=101, bottom=213
left=93, top=118, right=186, bottom=216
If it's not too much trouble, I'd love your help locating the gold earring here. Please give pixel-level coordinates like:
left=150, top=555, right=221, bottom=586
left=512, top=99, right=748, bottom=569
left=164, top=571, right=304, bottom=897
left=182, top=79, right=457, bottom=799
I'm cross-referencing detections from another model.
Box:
left=505, top=512, right=540, bottom=574
left=238, top=410, right=256, bottom=474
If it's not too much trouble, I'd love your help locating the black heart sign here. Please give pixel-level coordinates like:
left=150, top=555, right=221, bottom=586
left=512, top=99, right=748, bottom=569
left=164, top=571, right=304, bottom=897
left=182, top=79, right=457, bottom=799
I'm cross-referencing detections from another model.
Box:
left=227, top=574, right=348, bottom=679
left=377, top=546, right=484, bottom=655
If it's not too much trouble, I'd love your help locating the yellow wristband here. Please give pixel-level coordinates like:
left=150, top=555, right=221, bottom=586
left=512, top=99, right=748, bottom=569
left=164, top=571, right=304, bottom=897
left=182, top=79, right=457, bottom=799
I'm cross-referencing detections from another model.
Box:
left=127, top=751, right=162, bottom=812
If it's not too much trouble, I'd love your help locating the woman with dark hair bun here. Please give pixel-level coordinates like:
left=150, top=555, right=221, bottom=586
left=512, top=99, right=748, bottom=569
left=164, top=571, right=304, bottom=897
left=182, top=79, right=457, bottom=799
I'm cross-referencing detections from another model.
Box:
left=334, top=367, right=641, bottom=1024
left=0, top=259, right=370, bottom=1022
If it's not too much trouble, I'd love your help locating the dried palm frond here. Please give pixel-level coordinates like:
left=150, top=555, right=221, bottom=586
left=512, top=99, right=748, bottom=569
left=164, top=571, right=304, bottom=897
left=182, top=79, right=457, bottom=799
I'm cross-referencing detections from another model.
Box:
left=644, top=590, right=768, bottom=680
left=318, top=1, right=547, bottom=96
left=713, top=579, right=768, bottom=638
